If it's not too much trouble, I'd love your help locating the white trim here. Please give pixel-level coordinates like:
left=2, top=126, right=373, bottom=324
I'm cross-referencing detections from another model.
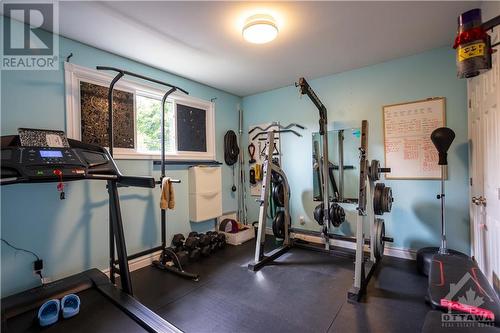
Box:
left=64, top=62, right=216, bottom=161
left=101, top=250, right=162, bottom=277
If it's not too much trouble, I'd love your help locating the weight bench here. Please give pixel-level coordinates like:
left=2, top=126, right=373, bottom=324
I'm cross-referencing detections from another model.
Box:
left=428, top=253, right=500, bottom=327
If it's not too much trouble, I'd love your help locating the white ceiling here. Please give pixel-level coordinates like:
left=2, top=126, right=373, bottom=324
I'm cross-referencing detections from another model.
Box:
left=55, top=1, right=479, bottom=97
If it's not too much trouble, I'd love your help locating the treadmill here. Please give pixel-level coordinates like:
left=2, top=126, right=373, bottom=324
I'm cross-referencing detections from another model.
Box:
left=0, top=129, right=181, bottom=333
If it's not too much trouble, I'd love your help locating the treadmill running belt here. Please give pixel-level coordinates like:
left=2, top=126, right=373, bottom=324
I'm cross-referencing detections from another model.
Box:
left=4, top=288, right=146, bottom=333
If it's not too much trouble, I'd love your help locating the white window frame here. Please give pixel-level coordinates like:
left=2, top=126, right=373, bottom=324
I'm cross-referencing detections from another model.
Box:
left=64, top=62, right=216, bottom=161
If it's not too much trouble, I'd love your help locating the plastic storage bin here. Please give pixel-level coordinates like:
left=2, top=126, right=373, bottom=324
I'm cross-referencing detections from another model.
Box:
left=217, top=212, right=255, bottom=245
left=189, top=166, right=222, bottom=222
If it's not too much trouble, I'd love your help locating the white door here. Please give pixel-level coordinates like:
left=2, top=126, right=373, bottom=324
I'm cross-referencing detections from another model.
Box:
left=468, top=25, right=500, bottom=292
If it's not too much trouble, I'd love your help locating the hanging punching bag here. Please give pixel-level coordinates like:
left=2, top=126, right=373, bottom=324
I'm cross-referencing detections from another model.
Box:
left=430, top=127, right=455, bottom=166
left=453, top=8, right=492, bottom=79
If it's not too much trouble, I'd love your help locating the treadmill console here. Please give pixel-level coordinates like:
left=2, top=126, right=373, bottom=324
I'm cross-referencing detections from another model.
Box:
left=1, top=128, right=113, bottom=184
left=1, top=128, right=155, bottom=189
left=2, top=146, right=89, bottom=179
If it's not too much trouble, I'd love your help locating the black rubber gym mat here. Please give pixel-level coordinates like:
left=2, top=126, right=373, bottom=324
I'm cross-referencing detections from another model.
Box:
left=328, top=257, right=429, bottom=333
left=4, top=288, right=146, bottom=333
left=131, top=238, right=279, bottom=311
left=155, top=263, right=348, bottom=333
left=131, top=240, right=430, bottom=333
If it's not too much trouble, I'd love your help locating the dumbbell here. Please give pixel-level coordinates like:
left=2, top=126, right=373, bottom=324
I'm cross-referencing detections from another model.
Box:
left=216, top=233, right=226, bottom=249
left=170, top=234, right=191, bottom=267
left=160, top=247, right=189, bottom=269
left=207, top=231, right=227, bottom=249
left=183, top=236, right=201, bottom=262
left=171, top=233, right=185, bottom=251
left=188, top=231, right=211, bottom=256
left=206, top=231, right=219, bottom=252
left=197, top=233, right=212, bottom=257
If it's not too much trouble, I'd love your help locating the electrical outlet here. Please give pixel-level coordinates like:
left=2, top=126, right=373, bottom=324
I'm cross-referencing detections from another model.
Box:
left=33, top=259, right=43, bottom=272
left=299, top=216, right=305, bottom=225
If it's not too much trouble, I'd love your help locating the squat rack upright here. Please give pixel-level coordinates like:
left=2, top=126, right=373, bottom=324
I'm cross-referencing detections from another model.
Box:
left=248, top=77, right=393, bottom=301
left=96, top=66, right=199, bottom=288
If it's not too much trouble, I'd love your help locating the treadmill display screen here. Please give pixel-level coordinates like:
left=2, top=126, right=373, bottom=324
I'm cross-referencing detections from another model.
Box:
left=40, top=150, right=63, bottom=158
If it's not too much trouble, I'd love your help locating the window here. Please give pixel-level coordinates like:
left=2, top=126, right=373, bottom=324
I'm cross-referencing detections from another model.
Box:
left=136, top=95, right=174, bottom=153
left=79, top=81, right=135, bottom=148
left=64, top=63, right=215, bottom=160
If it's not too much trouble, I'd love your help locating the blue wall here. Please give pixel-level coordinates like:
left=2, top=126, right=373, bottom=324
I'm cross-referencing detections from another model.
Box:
left=242, top=47, right=470, bottom=255
left=1, top=20, right=241, bottom=296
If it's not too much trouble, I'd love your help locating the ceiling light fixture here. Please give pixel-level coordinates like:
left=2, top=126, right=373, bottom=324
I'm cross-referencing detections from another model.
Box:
left=242, top=14, right=278, bottom=44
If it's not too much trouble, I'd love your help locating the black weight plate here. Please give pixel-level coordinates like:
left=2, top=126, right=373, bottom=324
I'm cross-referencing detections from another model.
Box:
left=313, top=203, right=324, bottom=225
left=273, top=182, right=285, bottom=207
left=272, top=211, right=286, bottom=239
left=329, top=203, right=345, bottom=227
left=271, top=170, right=282, bottom=184
left=382, top=186, right=393, bottom=213
left=373, top=183, right=385, bottom=215
left=370, top=160, right=380, bottom=181
left=374, top=218, right=385, bottom=260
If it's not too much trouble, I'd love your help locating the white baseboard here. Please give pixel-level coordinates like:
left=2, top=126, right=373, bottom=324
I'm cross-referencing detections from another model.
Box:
left=101, top=250, right=162, bottom=277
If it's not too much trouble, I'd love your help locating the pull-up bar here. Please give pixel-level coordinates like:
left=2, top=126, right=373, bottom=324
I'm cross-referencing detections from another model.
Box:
left=97, top=66, right=190, bottom=284
left=96, top=66, right=189, bottom=94
left=96, top=66, right=189, bottom=172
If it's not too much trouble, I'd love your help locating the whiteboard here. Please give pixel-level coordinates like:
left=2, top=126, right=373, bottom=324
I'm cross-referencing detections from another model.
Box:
left=383, top=98, right=446, bottom=179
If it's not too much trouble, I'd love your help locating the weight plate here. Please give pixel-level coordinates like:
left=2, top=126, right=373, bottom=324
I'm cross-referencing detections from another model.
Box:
left=272, top=210, right=286, bottom=239
left=373, top=183, right=393, bottom=215
left=273, top=182, right=285, bottom=207
left=374, top=218, right=385, bottom=260
left=373, top=183, right=384, bottom=215
left=313, top=203, right=324, bottom=225
left=382, top=186, right=393, bottom=213
left=329, top=203, right=345, bottom=227
left=369, top=160, right=380, bottom=181
left=271, top=170, right=282, bottom=184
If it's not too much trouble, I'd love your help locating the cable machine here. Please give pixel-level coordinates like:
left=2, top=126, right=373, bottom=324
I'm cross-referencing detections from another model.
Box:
left=248, top=77, right=394, bottom=301
left=96, top=66, right=199, bottom=284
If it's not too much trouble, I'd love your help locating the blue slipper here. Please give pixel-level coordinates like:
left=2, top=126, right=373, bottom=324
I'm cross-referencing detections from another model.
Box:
left=38, top=299, right=60, bottom=327
left=61, top=294, right=80, bottom=319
